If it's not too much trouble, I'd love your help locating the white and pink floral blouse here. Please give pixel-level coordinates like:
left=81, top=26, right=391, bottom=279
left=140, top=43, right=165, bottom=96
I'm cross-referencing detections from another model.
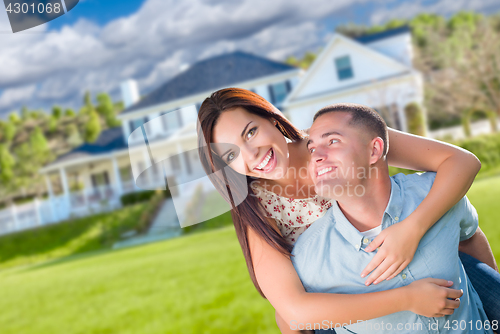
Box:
left=251, top=183, right=334, bottom=245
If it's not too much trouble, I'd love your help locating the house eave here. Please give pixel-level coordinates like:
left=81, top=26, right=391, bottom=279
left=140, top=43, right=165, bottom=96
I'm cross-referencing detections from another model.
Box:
left=284, top=70, right=421, bottom=110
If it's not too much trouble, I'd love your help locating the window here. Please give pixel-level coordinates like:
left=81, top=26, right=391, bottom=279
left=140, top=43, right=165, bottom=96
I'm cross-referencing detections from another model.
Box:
left=68, top=172, right=83, bottom=192
left=90, top=171, right=110, bottom=188
left=268, top=81, right=291, bottom=105
left=334, top=56, right=353, bottom=80
left=129, top=118, right=146, bottom=140
left=170, top=154, right=181, bottom=171
left=374, top=104, right=401, bottom=130
left=160, top=110, right=182, bottom=131
left=119, top=166, right=133, bottom=182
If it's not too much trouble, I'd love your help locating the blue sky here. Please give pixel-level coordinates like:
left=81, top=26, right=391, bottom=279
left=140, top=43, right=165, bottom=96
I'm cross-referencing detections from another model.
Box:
left=0, top=0, right=499, bottom=118
left=48, top=0, right=148, bottom=30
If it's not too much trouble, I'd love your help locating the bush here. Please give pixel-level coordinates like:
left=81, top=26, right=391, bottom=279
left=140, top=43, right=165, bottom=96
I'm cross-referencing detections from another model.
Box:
left=135, top=189, right=166, bottom=234
left=405, top=102, right=426, bottom=136
left=120, top=187, right=171, bottom=206
left=456, top=132, right=500, bottom=172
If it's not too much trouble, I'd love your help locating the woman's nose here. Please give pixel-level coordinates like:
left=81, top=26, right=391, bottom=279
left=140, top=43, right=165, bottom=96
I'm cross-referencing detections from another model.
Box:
left=241, top=144, right=259, bottom=162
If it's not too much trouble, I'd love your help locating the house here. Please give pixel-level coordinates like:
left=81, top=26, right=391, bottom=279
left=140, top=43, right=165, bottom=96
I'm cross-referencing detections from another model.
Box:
left=0, top=26, right=424, bottom=235
left=283, top=26, right=424, bottom=132
left=0, top=51, right=301, bottom=234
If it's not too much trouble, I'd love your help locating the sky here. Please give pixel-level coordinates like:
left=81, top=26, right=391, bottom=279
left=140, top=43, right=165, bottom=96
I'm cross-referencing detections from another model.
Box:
left=0, top=0, right=499, bottom=118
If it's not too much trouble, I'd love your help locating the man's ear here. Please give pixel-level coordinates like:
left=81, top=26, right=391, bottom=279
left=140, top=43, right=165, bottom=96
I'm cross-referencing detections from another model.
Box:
left=369, top=137, right=384, bottom=165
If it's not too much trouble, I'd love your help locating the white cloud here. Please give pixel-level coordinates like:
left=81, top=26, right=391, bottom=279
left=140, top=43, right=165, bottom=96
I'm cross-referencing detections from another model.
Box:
left=0, top=84, right=36, bottom=109
left=0, top=0, right=498, bottom=117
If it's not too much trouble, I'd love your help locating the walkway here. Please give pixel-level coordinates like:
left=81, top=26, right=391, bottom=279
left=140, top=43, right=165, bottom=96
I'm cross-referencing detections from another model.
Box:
left=113, top=198, right=182, bottom=249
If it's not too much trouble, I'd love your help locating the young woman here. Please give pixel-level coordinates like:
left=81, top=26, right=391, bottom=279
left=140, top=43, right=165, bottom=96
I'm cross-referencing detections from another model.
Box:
left=196, top=88, right=497, bottom=332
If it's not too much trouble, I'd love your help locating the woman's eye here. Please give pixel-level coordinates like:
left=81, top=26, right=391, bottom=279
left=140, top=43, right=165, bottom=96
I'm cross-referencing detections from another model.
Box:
left=309, top=148, right=315, bottom=154
left=226, top=152, right=235, bottom=162
left=246, top=127, right=257, bottom=139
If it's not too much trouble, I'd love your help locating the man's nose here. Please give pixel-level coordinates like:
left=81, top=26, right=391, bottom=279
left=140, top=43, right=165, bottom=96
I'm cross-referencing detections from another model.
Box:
left=311, top=146, right=327, bottom=163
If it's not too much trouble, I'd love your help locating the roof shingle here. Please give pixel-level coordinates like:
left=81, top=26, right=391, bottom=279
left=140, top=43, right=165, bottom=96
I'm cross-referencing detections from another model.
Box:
left=122, top=51, right=296, bottom=115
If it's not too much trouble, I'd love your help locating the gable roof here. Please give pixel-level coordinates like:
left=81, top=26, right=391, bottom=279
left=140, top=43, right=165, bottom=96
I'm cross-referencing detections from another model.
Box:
left=41, top=127, right=126, bottom=170
left=283, top=31, right=412, bottom=105
left=122, top=51, right=297, bottom=115
left=354, top=26, right=411, bottom=44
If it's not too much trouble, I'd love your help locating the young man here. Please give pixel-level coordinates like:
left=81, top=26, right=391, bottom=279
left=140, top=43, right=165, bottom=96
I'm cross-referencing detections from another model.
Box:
left=292, top=103, right=495, bottom=333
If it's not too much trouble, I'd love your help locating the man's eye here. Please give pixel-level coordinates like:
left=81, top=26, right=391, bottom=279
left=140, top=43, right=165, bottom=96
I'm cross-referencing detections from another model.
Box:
left=309, top=148, right=315, bottom=153
left=246, top=127, right=257, bottom=139
left=329, top=139, right=339, bottom=145
left=226, top=152, right=235, bottom=162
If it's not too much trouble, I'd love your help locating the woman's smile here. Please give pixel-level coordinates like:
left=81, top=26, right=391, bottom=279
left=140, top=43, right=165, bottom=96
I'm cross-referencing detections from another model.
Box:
left=254, top=148, right=277, bottom=173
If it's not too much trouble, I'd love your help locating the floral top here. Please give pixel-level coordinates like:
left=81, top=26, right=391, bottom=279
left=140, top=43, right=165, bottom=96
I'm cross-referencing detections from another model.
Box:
left=251, top=182, right=334, bottom=244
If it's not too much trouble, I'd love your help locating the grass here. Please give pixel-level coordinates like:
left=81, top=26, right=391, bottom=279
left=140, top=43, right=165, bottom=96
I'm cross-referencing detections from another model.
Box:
left=0, top=202, right=150, bottom=270
left=466, top=174, right=500, bottom=260
left=0, top=175, right=499, bottom=333
left=0, top=226, right=276, bottom=334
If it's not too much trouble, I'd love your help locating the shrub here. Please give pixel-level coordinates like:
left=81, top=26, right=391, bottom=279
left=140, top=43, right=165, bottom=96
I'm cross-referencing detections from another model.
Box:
left=120, top=187, right=171, bottom=206
left=456, top=133, right=500, bottom=172
left=405, top=102, right=426, bottom=136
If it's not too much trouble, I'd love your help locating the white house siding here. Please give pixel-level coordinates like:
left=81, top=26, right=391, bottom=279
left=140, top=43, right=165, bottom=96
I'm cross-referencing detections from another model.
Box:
left=285, top=72, right=422, bottom=132
left=293, top=37, right=409, bottom=100
left=121, top=121, right=132, bottom=143
left=363, top=33, right=413, bottom=67
left=254, top=84, right=272, bottom=103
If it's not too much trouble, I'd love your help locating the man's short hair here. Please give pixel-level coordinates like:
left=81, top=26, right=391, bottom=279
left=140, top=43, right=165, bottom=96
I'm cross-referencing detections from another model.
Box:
left=313, top=103, right=389, bottom=157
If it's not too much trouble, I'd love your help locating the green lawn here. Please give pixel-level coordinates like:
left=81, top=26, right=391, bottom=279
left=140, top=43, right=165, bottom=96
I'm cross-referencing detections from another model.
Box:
left=0, top=202, right=150, bottom=270
left=467, top=175, right=500, bottom=260
left=0, top=226, right=275, bottom=334
left=0, top=175, right=499, bottom=334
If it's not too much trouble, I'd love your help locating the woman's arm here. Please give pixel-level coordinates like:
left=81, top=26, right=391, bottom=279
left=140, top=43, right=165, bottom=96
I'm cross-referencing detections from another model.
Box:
left=360, top=128, right=482, bottom=285
left=251, top=221, right=462, bottom=330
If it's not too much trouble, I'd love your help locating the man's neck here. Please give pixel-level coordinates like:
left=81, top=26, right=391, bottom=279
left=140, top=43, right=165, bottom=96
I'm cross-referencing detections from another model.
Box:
left=336, top=169, right=392, bottom=233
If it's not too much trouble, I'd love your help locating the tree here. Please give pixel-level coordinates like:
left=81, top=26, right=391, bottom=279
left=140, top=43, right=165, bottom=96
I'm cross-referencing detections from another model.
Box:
left=418, top=15, right=500, bottom=133
left=20, top=106, right=29, bottom=121
left=96, top=92, right=120, bottom=127
left=30, top=126, right=51, bottom=164
left=52, top=106, right=62, bottom=119
left=405, top=102, right=427, bottom=136
left=83, top=110, right=101, bottom=143
left=285, top=51, right=318, bottom=69
left=79, top=91, right=94, bottom=116
left=64, top=108, right=75, bottom=117
left=0, top=144, right=15, bottom=184
left=47, top=115, right=58, bottom=134
left=1, top=121, right=16, bottom=143
left=65, top=123, right=83, bottom=147
left=8, top=112, right=20, bottom=125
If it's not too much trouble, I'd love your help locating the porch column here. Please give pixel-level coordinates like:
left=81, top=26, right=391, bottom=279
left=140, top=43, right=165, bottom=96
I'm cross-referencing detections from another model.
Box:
left=143, top=149, right=152, bottom=188
left=112, top=156, right=123, bottom=196
left=33, top=198, right=42, bottom=226
left=44, top=174, right=56, bottom=223
left=176, top=143, right=185, bottom=184
left=59, top=167, right=70, bottom=209
left=397, top=103, right=408, bottom=133
left=10, top=204, right=19, bottom=232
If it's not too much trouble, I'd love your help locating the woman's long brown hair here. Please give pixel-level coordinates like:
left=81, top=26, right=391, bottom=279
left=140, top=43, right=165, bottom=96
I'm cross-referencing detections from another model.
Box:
left=197, top=88, right=304, bottom=298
